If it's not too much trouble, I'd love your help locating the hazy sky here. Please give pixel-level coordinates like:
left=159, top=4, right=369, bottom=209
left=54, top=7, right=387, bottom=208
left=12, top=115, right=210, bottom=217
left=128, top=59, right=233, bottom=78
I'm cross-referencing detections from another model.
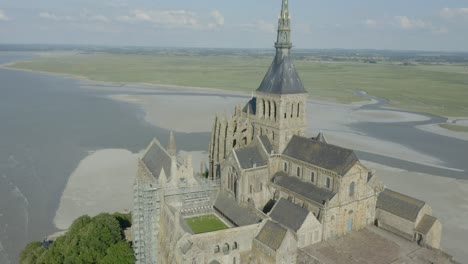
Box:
left=1, top=0, right=468, bottom=51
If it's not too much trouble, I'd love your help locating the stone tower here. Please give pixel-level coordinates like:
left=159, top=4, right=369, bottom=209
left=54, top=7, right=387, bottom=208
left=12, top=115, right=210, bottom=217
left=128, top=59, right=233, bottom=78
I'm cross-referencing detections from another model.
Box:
left=254, top=0, right=308, bottom=153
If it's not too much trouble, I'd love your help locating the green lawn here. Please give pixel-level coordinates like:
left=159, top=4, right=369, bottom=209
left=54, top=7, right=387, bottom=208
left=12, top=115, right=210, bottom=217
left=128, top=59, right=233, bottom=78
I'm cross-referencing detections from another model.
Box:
left=439, top=124, right=468, bottom=133
left=9, top=53, right=468, bottom=117
left=185, top=215, right=228, bottom=234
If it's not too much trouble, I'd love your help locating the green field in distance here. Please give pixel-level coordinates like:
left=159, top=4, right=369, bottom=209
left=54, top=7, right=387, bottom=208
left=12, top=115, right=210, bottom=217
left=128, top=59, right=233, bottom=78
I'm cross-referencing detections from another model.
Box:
left=9, top=52, right=468, bottom=117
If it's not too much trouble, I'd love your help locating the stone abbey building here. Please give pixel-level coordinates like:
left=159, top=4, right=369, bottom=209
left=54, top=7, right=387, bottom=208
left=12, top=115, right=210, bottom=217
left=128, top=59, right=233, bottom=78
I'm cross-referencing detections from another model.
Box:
left=132, top=1, right=455, bottom=263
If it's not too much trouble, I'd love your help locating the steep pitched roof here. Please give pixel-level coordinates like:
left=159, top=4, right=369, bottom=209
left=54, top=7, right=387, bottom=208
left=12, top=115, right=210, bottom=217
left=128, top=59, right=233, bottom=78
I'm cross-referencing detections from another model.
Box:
left=269, top=198, right=309, bottom=232
left=214, top=191, right=262, bottom=226
left=259, top=135, right=274, bottom=154
left=283, top=135, right=359, bottom=176
left=235, top=145, right=268, bottom=169
left=377, top=189, right=426, bottom=222
left=243, top=97, right=257, bottom=115
left=255, top=221, right=288, bottom=251
left=272, top=172, right=335, bottom=205
left=141, top=139, right=172, bottom=179
left=257, top=54, right=307, bottom=95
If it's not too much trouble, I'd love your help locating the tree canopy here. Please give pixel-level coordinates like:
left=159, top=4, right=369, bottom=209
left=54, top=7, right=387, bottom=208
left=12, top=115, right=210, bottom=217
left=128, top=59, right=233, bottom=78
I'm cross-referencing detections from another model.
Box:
left=20, top=213, right=134, bottom=264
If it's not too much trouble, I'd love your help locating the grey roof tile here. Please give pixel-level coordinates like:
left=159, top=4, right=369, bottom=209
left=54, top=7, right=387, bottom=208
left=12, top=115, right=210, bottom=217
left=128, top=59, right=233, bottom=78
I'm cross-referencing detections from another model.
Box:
left=377, top=189, right=425, bottom=222
left=142, top=139, right=172, bottom=179
left=235, top=145, right=268, bottom=169
left=269, top=198, right=309, bottom=232
left=257, top=54, right=307, bottom=95
left=283, top=135, right=359, bottom=176
left=214, top=191, right=263, bottom=226
left=259, top=135, right=274, bottom=154
left=272, top=172, right=335, bottom=205
left=256, top=221, right=288, bottom=251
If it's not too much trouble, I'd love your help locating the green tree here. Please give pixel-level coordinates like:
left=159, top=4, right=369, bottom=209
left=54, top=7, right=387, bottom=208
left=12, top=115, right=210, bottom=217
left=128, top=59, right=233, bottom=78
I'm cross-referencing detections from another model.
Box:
left=19, top=242, right=45, bottom=264
left=101, top=241, right=135, bottom=264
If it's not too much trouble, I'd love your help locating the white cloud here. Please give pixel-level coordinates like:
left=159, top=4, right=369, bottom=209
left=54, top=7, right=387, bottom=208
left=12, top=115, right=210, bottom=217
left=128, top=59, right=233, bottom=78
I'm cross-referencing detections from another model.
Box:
left=0, top=9, right=10, bottom=21
left=241, top=20, right=275, bottom=33
left=118, top=10, right=200, bottom=29
left=394, top=16, right=429, bottom=30
left=39, top=12, right=74, bottom=22
left=39, top=11, right=109, bottom=23
left=365, top=19, right=377, bottom=27
left=440, top=8, right=468, bottom=19
left=211, top=10, right=224, bottom=26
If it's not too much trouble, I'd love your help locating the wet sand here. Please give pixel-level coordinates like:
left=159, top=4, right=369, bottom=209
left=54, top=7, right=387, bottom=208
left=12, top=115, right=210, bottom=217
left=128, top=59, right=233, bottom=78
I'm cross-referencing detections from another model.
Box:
left=53, top=81, right=467, bottom=262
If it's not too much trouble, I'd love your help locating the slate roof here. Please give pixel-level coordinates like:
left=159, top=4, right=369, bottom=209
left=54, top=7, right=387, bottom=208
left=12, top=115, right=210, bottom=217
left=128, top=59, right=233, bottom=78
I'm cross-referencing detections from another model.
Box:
left=283, top=135, right=359, bottom=176
left=272, top=172, right=335, bottom=205
left=214, top=191, right=263, bottom=226
left=235, top=145, right=268, bottom=169
left=257, top=53, right=307, bottom=95
left=142, top=139, right=172, bottom=179
left=255, top=221, right=288, bottom=251
left=243, top=97, right=257, bottom=115
left=259, top=135, right=274, bottom=154
left=416, top=214, right=437, bottom=235
left=269, top=198, right=309, bottom=232
left=377, top=189, right=426, bottom=222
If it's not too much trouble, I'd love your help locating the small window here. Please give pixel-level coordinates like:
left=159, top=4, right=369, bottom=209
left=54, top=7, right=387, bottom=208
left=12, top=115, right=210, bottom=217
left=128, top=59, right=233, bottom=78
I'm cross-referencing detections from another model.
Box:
left=283, top=162, right=288, bottom=172
left=296, top=167, right=301, bottom=177
left=214, top=245, right=220, bottom=253
left=250, top=185, right=253, bottom=194
left=260, top=183, right=263, bottom=191
left=326, top=178, right=331, bottom=189
left=223, top=243, right=230, bottom=254
left=349, top=182, right=355, bottom=197
left=311, top=172, right=315, bottom=183
left=233, top=242, right=238, bottom=250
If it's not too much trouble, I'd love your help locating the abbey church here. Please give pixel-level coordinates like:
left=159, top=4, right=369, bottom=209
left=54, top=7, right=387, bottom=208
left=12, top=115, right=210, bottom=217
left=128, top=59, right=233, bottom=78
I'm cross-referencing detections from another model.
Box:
left=132, top=1, right=456, bottom=263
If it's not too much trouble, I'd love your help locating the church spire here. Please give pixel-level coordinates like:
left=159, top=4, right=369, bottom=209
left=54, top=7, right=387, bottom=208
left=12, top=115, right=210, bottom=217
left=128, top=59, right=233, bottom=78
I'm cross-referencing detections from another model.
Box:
left=167, top=131, right=176, bottom=156
left=275, top=0, right=292, bottom=51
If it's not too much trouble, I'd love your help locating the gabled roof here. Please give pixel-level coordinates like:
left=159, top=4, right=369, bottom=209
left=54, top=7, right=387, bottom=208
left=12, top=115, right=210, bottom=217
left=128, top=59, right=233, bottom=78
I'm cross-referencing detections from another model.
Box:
left=141, top=139, right=172, bottom=179
left=256, top=54, right=307, bottom=95
left=416, top=214, right=437, bottom=235
left=377, top=189, right=426, bottom=222
left=259, top=135, right=274, bottom=154
left=255, top=221, right=288, bottom=251
left=272, top=172, right=335, bottom=205
left=235, top=144, right=268, bottom=170
left=283, top=135, right=359, bottom=176
left=214, top=191, right=263, bottom=226
left=269, top=198, right=309, bottom=232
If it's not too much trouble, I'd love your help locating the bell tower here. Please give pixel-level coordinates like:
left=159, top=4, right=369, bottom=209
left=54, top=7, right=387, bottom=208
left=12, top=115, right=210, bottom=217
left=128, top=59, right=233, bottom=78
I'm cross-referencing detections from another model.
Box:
left=254, top=0, right=308, bottom=153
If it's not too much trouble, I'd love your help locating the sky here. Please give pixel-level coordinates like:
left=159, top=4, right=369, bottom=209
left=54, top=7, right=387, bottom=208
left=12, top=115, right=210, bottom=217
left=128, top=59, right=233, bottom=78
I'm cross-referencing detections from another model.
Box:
left=0, top=0, right=468, bottom=51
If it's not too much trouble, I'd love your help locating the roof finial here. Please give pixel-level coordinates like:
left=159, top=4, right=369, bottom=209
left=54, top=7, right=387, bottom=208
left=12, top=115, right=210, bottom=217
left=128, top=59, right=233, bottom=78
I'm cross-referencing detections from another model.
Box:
left=275, top=0, right=292, bottom=50
left=167, top=131, right=176, bottom=156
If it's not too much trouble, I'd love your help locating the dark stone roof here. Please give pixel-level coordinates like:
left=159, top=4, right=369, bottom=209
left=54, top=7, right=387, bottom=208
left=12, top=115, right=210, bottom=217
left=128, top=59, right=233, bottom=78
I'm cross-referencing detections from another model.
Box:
left=257, top=53, right=307, bottom=95
left=243, top=97, right=257, bottom=115
left=142, top=140, right=172, bottom=179
left=255, top=221, right=288, bottom=251
left=272, top=172, right=335, bottom=205
left=235, top=145, right=268, bottom=169
left=269, top=198, right=309, bottom=232
left=214, top=191, right=263, bottom=226
left=259, top=135, right=274, bottom=154
left=283, top=135, right=359, bottom=176
left=377, top=189, right=426, bottom=222
left=416, top=214, right=437, bottom=235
